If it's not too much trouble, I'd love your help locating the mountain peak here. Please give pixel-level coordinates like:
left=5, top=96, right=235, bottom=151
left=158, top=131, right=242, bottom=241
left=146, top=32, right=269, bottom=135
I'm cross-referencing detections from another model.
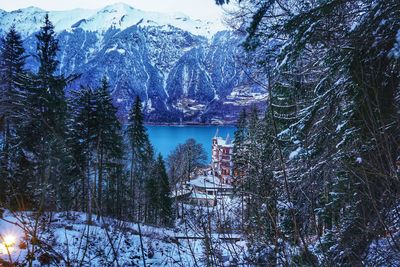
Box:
left=0, top=4, right=226, bottom=38
left=102, top=2, right=135, bottom=11
left=19, top=6, right=45, bottom=12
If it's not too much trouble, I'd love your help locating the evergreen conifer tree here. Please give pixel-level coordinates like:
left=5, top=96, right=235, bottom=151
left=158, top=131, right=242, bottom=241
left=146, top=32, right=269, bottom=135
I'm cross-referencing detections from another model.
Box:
left=68, top=86, right=97, bottom=219
left=156, top=154, right=173, bottom=226
left=0, top=25, right=29, bottom=207
left=126, top=95, right=153, bottom=221
left=94, top=76, right=123, bottom=217
left=20, top=14, right=70, bottom=209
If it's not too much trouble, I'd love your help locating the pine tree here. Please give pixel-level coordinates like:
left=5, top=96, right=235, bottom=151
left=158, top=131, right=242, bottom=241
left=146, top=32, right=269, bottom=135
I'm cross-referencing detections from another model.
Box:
left=0, top=25, right=30, bottom=208
left=232, top=109, right=247, bottom=179
left=0, top=25, right=27, bottom=116
left=232, top=109, right=248, bottom=228
left=34, top=14, right=67, bottom=136
left=144, top=154, right=173, bottom=226
left=244, top=105, right=259, bottom=220
left=94, top=76, right=123, bottom=218
left=68, top=76, right=125, bottom=220
left=19, top=14, right=70, bottom=210
left=156, top=154, right=173, bottom=226
left=144, top=161, right=158, bottom=224
left=126, top=95, right=153, bottom=221
left=68, top=86, right=97, bottom=220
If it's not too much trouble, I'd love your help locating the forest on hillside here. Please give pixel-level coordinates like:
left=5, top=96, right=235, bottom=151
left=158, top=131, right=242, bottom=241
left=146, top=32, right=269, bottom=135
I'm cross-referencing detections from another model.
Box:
left=222, top=0, right=400, bottom=265
left=1, top=0, right=400, bottom=266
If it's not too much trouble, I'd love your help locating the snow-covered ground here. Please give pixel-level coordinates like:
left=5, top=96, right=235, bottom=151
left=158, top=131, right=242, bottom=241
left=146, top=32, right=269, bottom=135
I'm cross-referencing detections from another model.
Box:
left=0, top=210, right=194, bottom=266
left=0, top=203, right=246, bottom=266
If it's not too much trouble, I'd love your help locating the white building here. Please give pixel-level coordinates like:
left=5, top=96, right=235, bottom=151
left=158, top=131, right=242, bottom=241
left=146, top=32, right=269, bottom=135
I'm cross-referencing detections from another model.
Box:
left=173, top=130, right=235, bottom=206
left=211, top=131, right=234, bottom=184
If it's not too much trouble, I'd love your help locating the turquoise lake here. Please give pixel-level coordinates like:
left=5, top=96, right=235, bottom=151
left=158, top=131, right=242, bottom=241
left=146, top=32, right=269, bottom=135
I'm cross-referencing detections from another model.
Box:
left=146, top=125, right=236, bottom=162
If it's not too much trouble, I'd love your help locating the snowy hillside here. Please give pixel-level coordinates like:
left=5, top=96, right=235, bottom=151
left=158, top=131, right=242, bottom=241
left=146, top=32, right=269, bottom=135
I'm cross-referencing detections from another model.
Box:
left=0, top=205, right=246, bottom=266
left=0, top=3, right=265, bottom=123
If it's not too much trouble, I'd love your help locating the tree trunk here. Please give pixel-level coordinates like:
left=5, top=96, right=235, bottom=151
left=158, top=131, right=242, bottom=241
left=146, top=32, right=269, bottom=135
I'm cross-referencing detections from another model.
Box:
left=97, top=140, right=104, bottom=220
left=130, top=153, right=135, bottom=220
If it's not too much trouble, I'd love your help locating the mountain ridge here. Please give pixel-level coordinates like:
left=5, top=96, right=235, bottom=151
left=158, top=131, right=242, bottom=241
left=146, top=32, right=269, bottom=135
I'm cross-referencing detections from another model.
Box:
left=0, top=3, right=225, bottom=38
left=0, top=4, right=267, bottom=123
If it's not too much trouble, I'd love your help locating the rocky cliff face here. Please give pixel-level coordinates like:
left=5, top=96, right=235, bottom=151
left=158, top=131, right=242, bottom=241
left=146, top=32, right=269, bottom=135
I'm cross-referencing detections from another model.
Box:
left=0, top=3, right=267, bottom=123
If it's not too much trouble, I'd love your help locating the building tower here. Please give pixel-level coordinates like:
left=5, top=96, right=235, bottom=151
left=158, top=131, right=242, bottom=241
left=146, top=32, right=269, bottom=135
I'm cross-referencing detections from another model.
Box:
left=211, top=130, right=233, bottom=184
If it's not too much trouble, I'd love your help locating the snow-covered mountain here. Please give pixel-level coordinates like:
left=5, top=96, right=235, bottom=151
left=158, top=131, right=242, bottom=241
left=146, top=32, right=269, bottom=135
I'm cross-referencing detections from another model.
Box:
left=0, top=3, right=224, bottom=38
left=0, top=3, right=266, bottom=123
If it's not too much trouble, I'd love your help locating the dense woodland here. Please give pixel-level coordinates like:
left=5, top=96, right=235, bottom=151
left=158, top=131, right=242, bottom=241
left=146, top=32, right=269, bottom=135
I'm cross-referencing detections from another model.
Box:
left=0, top=15, right=173, bottom=227
left=222, top=0, right=400, bottom=265
left=1, top=0, right=400, bottom=266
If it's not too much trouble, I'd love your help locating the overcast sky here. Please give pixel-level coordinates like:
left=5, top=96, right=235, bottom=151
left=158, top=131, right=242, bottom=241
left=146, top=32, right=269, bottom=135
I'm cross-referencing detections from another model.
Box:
left=0, top=0, right=227, bottom=21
